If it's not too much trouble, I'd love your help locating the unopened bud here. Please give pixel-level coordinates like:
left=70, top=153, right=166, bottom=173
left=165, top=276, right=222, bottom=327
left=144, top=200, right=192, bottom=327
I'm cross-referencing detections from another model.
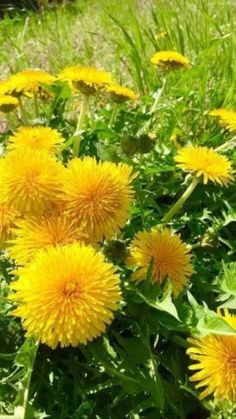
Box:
left=104, top=240, right=127, bottom=263
left=121, top=135, right=140, bottom=155
left=138, top=134, right=155, bottom=154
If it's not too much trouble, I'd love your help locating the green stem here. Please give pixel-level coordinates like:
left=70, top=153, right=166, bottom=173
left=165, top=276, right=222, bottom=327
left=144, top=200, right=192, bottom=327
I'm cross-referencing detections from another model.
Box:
left=109, top=103, right=118, bottom=128
left=160, top=327, right=189, bottom=348
left=18, top=97, right=28, bottom=125
left=33, top=93, right=39, bottom=119
left=137, top=77, right=166, bottom=136
left=136, top=184, right=146, bottom=228
left=0, top=352, right=17, bottom=360
left=162, top=177, right=199, bottom=224
left=216, top=135, right=236, bottom=152
left=22, top=341, right=39, bottom=417
left=190, top=242, right=202, bottom=250
left=72, top=94, right=89, bottom=158
left=150, top=78, right=166, bottom=114
left=16, top=339, right=39, bottom=419
left=170, top=335, right=190, bottom=348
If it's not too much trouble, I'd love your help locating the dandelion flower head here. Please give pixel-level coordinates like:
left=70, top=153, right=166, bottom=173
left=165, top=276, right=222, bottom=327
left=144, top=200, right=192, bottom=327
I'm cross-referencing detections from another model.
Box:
left=0, top=79, right=12, bottom=96
left=0, top=95, right=18, bottom=113
left=10, top=243, right=121, bottom=348
left=150, top=50, right=190, bottom=69
left=7, top=126, right=64, bottom=153
left=107, top=84, right=138, bottom=103
left=9, top=210, right=89, bottom=265
left=209, top=108, right=236, bottom=133
left=59, top=66, right=114, bottom=95
left=127, top=228, right=193, bottom=296
left=175, top=145, right=233, bottom=186
left=0, top=149, right=64, bottom=214
left=61, top=157, right=134, bottom=242
left=187, top=309, right=236, bottom=401
left=9, top=69, right=55, bottom=95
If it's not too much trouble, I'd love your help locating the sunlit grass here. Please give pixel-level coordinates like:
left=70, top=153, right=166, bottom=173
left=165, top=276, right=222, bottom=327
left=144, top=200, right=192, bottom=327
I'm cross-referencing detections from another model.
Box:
left=0, top=1, right=236, bottom=418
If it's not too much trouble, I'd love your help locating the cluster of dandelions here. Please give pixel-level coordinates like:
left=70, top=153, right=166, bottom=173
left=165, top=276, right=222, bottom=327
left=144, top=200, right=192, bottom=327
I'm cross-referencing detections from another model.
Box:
left=0, top=50, right=235, bottom=403
left=1, top=145, right=134, bottom=348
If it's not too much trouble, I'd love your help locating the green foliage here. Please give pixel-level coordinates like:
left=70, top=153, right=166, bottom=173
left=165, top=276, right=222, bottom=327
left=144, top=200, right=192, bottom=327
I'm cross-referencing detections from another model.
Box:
left=215, top=262, right=236, bottom=309
left=209, top=399, right=236, bottom=419
left=0, top=0, right=236, bottom=418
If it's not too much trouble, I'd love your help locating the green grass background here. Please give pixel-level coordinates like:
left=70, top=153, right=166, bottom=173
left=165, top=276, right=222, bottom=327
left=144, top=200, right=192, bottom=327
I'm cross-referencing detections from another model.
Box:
left=1, top=0, right=235, bottom=144
left=0, top=0, right=235, bottom=101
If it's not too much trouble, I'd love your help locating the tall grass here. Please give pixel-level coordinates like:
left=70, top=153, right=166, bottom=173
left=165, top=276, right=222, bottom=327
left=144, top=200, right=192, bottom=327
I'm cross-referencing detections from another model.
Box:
left=0, top=0, right=235, bottom=89
left=0, top=0, right=235, bottom=150
left=0, top=0, right=235, bottom=144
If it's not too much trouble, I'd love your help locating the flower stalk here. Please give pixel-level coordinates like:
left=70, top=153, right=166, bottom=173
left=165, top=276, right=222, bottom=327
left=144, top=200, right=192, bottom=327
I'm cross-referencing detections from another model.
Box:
left=137, top=77, right=166, bottom=136
left=33, top=93, right=39, bottom=119
left=162, top=176, right=199, bottom=224
left=216, top=135, right=236, bottom=152
left=22, top=341, right=39, bottom=415
left=109, top=103, right=118, bottom=128
left=15, top=339, right=39, bottom=419
left=18, top=97, right=28, bottom=125
left=73, top=94, right=89, bottom=158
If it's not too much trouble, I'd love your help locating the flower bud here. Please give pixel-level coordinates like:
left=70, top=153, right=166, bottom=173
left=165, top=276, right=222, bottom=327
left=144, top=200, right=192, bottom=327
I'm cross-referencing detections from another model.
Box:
left=138, top=134, right=155, bottom=154
left=121, top=135, right=140, bottom=155
left=104, top=240, right=127, bottom=263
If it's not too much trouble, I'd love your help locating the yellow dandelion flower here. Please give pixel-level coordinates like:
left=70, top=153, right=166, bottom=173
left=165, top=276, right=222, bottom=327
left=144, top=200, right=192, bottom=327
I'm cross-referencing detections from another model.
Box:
left=0, top=149, right=64, bottom=214
left=0, top=95, right=18, bottom=113
left=127, top=228, right=193, bottom=296
left=175, top=145, right=233, bottom=186
left=209, top=108, right=236, bottom=133
left=58, top=66, right=114, bottom=95
left=9, top=210, right=89, bottom=265
left=61, top=157, right=134, bottom=242
left=187, top=309, right=236, bottom=401
left=7, top=126, right=64, bottom=153
left=106, top=84, right=138, bottom=103
left=10, top=243, right=121, bottom=348
left=150, top=50, right=190, bottom=69
left=9, top=69, right=55, bottom=95
left=0, top=80, right=12, bottom=96
left=0, top=201, right=18, bottom=248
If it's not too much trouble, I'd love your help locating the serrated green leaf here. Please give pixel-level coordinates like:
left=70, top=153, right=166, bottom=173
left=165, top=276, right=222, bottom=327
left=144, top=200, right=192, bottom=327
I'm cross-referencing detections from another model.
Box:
left=135, top=281, right=180, bottom=321
left=187, top=292, right=236, bottom=337
left=220, top=262, right=236, bottom=297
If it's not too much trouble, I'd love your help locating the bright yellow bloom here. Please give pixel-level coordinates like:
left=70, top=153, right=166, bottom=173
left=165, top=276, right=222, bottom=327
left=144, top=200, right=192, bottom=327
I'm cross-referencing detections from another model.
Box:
left=9, top=69, right=55, bottom=95
left=0, top=95, right=18, bottom=113
left=209, top=108, right=236, bottom=133
left=10, top=243, right=121, bottom=348
left=9, top=210, right=89, bottom=264
left=175, top=145, right=233, bottom=186
left=127, top=228, right=193, bottom=296
left=150, top=51, right=190, bottom=69
left=0, top=80, right=12, bottom=96
left=0, top=149, right=64, bottom=214
left=61, top=157, right=134, bottom=242
left=0, top=201, right=18, bottom=248
left=7, top=126, right=64, bottom=153
left=106, top=84, right=138, bottom=103
left=187, top=309, right=236, bottom=401
left=59, top=66, right=114, bottom=95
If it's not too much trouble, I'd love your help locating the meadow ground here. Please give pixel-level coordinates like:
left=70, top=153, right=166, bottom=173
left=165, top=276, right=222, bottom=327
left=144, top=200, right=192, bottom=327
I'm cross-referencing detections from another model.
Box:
left=0, top=0, right=236, bottom=418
